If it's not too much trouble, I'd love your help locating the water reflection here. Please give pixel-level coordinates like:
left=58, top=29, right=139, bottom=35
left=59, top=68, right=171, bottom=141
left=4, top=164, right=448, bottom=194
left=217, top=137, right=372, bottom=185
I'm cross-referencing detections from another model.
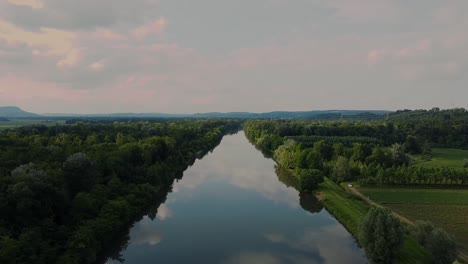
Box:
left=275, top=165, right=324, bottom=214
left=105, top=132, right=366, bottom=264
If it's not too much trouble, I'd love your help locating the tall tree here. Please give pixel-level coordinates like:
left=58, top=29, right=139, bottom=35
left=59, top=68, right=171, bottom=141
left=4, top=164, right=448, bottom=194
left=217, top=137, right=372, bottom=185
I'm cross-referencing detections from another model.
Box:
left=331, top=156, right=351, bottom=183
left=359, top=207, right=404, bottom=264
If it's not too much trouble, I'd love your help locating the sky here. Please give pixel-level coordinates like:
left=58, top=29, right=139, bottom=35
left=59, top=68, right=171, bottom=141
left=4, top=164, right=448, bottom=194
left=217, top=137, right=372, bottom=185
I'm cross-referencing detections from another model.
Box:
left=0, top=0, right=467, bottom=114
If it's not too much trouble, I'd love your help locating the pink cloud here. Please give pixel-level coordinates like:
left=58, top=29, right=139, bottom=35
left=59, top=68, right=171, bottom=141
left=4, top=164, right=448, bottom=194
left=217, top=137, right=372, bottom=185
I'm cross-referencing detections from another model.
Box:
left=131, top=17, right=167, bottom=39
left=367, top=49, right=386, bottom=65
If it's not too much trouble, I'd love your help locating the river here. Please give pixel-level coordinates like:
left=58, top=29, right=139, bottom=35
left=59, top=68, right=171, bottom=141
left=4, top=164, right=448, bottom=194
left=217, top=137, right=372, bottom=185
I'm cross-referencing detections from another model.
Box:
left=105, top=132, right=367, bottom=264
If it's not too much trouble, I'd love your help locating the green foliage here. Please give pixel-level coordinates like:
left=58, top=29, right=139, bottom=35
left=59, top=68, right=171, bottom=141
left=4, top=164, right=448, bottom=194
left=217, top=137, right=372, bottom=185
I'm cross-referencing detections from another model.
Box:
left=273, top=139, right=301, bottom=170
left=298, top=169, right=323, bottom=192
left=391, top=143, right=409, bottom=165
left=412, top=221, right=435, bottom=246
left=426, top=228, right=457, bottom=264
left=0, top=119, right=242, bottom=264
left=359, top=207, right=404, bottom=264
left=331, top=156, right=351, bottom=183
left=404, top=135, right=422, bottom=154
left=63, top=153, right=96, bottom=198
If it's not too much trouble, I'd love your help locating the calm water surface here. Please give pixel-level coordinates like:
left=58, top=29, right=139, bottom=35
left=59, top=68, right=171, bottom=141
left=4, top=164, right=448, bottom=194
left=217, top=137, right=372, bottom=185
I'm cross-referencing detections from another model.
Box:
left=106, top=132, right=367, bottom=264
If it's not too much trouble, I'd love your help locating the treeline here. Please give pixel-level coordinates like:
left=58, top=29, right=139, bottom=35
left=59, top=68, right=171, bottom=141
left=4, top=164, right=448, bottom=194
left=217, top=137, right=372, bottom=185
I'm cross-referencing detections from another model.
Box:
left=244, top=117, right=468, bottom=187
left=0, top=120, right=241, bottom=264
left=246, top=108, right=468, bottom=149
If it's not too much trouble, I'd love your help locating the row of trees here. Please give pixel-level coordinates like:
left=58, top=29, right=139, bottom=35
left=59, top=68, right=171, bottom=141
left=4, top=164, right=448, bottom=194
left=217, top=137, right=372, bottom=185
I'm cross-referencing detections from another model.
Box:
left=0, top=119, right=241, bottom=264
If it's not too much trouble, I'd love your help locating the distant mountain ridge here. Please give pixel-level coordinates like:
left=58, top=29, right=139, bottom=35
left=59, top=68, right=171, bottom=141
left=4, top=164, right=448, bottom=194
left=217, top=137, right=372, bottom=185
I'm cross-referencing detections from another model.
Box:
left=1, top=106, right=389, bottom=120
left=0, top=106, right=40, bottom=118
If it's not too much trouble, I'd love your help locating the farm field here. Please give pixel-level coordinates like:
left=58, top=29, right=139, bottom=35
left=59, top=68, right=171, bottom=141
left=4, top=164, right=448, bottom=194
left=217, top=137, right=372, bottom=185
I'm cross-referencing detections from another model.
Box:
left=359, top=187, right=468, bottom=205
left=360, top=187, right=468, bottom=257
left=416, top=148, right=468, bottom=169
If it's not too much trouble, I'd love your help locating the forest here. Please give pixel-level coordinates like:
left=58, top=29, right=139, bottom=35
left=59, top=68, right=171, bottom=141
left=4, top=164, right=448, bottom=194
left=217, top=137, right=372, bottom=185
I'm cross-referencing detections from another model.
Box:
left=244, top=108, right=468, bottom=187
left=0, top=119, right=241, bottom=264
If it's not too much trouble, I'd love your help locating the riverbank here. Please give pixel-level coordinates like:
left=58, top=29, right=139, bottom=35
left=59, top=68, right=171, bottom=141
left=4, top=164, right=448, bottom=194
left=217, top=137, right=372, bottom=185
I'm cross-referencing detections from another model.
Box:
left=316, top=178, right=431, bottom=264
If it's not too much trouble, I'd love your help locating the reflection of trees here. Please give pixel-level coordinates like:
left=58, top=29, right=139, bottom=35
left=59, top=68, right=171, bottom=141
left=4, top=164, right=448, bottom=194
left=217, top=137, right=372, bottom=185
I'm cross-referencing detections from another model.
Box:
left=275, top=165, right=323, bottom=214
left=275, top=165, right=300, bottom=190
left=99, top=138, right=226, bottom=263
left=299, top=193, right=323, bottom=214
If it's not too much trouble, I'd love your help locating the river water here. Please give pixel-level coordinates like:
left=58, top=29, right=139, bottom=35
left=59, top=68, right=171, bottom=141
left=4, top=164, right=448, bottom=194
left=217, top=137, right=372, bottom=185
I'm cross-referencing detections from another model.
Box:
left=105, top=132, right=367, bottom=264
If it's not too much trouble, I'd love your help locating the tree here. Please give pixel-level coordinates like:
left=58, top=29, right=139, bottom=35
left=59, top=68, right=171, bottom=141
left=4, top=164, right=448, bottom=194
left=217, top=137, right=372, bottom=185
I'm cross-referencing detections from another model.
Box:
left=464, top=159, right=468, bottom=169
left=298, top=169, right=323, bottom=191
left=359, top=207, right=404, bottom=264
left=426, top=228, right=456, bottom=264
left=331, top=156, right=351, bottom=183
left=422, top=142, right=432, bottom=157
left=391, top=144, right=409, bottom=165
left=411, top=220, right=435, bottom=246
left=274, top=139, right=300, bottom=169
left=313, top=140, right=334, bottom=161
left=63, top=153, right=96, bottom=198
left=411, top=221, right=457, bottom=264
left=404, top=135, right=422, bottom=154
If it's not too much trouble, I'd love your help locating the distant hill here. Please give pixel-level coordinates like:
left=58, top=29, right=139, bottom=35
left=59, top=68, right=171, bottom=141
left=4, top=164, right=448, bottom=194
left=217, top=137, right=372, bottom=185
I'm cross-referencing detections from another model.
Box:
left=0, top=106, right=40, bottom=118
left=55, top=110, right=389, bottom=121
left=192, top=110, right=389, bottom=119
left=2, top=106, right=389, bottom=120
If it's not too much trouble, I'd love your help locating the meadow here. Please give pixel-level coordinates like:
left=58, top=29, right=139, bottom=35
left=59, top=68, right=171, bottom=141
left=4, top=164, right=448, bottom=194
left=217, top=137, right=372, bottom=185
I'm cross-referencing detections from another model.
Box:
left=416, top=148, right=468, bottom=168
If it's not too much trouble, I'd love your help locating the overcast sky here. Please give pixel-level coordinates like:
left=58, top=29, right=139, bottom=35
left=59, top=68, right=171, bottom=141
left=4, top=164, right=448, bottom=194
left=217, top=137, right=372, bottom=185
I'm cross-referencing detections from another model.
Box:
left=0, top=0, right=467, bottom=114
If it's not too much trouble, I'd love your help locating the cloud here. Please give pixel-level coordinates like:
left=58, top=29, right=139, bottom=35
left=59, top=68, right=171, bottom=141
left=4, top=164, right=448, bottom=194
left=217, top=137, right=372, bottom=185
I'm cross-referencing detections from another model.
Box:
left=0, top=20, right=75, bottom=56
left=88, top=60, right=105, bottom=72
left=57, top=49, right=81, bottom=68
left=7, top=0, right=43, bottom=9
left=132, top=17, right=167, bottom=39
left=1, top=0, right=468, bottom=113
left=0, top=0, right=162, bottom=31
left=156, top=204, right=173, bottom=221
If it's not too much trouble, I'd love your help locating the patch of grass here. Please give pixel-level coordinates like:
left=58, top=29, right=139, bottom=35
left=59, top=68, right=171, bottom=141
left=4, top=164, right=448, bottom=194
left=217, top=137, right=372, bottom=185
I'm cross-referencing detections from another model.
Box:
left=360, top=188, right=468, bottom=205
left=416, top=148, right=468, bottom=169
left=317, top=178, right=430, bottom=263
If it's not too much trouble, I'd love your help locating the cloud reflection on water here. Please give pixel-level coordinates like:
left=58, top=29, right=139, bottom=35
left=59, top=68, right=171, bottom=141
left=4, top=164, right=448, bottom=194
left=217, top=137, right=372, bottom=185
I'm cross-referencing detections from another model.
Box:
left=172, top=132, right=301, bottom=208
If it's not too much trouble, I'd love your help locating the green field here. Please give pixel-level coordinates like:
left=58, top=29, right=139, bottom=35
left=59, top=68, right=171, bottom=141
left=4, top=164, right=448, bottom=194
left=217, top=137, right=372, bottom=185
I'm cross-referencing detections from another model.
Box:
left=318, top=178, right=430, bottom=263
left=416, top=148, right=468, bottom=168
left=0, top=119, right=65, bottom=130
left=360, top=187, right=468, bottom=258
left=360, top=188, right=468, bottom=205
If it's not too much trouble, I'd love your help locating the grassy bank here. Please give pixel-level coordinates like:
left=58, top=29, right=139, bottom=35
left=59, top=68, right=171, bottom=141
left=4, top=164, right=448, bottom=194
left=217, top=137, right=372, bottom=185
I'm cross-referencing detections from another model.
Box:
left=317, top=178, right=430, bottom=264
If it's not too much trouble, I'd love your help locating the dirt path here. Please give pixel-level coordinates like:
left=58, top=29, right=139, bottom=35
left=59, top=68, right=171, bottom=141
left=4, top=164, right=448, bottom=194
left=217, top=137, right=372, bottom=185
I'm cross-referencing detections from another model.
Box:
left=348, top=186, right=468, bottom=262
